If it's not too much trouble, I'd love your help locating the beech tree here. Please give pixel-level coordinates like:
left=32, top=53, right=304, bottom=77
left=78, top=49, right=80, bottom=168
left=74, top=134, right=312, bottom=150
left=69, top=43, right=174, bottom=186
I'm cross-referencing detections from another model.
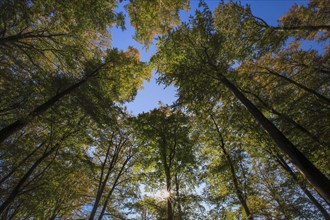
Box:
left=87, top=117, right=138, bottom=220
left=152, top=1, right=330, bottom=205
left=134, top=106, right=198, bottom=220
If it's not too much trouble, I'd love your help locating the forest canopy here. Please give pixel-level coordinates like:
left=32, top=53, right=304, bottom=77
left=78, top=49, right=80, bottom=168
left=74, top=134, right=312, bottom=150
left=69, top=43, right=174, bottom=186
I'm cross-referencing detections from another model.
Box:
left=0, top=0, right=329, bottom=219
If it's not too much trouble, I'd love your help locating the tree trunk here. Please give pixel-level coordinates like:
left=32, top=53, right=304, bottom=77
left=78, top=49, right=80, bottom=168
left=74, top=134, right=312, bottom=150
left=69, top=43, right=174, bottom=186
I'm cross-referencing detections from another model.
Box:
left=259, top=166, right=289, bottom=218
left=242, top=89, right=325, bottom=147
left=174, top=172, right=183, bottom=219
left=224, top=149, right=253, bottom=220
left=165, top=168, right=173, bottom=220
left=218, top=75, right=330, bottom=204
left=272, top=25, right=330, bottom=32
left=275, top=153, right=330, bottom=220
left=0, top=141, right=45, bottom=185
left=0, top=143, right=60, bottom=214
left=89, top=149, right=118, bottom=220
left=263, top=67, right=330, bottom=105
left=0, top=65, right=104, bottom=144
left=89, top=140, right=125, bottom=220
left=160, top=137, right=174, bottom=220
left=0, top=32, right=68, bottom=45
left=98, top=155, right=131, bottom=220
left=7, top=202, right=21, bottom=220
left=211, top=116, right=253, bottom=220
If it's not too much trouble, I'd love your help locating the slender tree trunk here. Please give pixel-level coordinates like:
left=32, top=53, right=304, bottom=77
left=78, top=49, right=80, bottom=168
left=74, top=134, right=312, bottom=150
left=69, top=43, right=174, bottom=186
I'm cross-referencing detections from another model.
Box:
left=218, top=75, right=330, bottom=204
left=275, top=153, right=330, bottom=220
left=263, top=67, right=330, bottom=105
left=224, top=149, right=252, bottom=220
left=174, top=172, right=183, bottom=219
left=165, top=168, right=173, bottom=220
left=7, top=202, right=21, bottom=220
left=91, top=141, right=113, bottom=219
left=50, top=214, right=57, bottom=220
left=211, top=116, right=253, bottom=220
left=49, top=201, right=63, bottom=220
left=98, top=155, right=131, bottom=220
left=89, top=140, right=125, bottom=220
left=88, top=169, right=110, bottom=220
left=0, top=32, right=69, bottom=45
left=0, top=141, right=46, bottom=185
left=160, top=137, right=174, bottom=220
left=89, top=153, right=117, bottom=220
left=242, top=89, right=325, bottom=147
left=272, top=25, right=330, bottom=32
left=259, top=166, right=289, bottom=218
left=0, top=143, right=60, bottom=214
left=0, top=65, right=104, bottom=144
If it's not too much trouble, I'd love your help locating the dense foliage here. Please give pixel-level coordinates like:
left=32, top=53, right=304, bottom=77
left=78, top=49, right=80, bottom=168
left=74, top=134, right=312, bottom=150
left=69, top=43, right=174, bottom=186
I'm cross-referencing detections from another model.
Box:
left=0, top=0, right=329, bottom=219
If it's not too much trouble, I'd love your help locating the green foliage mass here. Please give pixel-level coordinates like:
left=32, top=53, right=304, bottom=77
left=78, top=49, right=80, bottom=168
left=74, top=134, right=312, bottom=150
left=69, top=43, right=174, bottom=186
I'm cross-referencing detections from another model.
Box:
left=0, top=0, right=329, bottom=219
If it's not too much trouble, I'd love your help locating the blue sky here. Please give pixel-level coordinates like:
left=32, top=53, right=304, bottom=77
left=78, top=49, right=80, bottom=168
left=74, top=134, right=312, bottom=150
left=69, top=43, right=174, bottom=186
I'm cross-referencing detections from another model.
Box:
left=110, top=0, right=308, bottom=115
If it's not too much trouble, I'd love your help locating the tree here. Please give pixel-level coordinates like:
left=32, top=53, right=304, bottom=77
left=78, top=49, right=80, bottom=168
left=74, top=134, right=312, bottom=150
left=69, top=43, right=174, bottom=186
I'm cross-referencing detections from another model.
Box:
left=210, top=115, right=253, bottom=219
left=88, top=120, right=137, bottom=220
left=152, top=1, right=330, bottom=204
left=134, top=106, right=197, bottom=220
left=0, top=48, right=151, bottom=144
left=126, top=0, right=190, bottom=45
left=0, top=106, right=91, bottom=218
left=279, top=0, right=330, bottom=41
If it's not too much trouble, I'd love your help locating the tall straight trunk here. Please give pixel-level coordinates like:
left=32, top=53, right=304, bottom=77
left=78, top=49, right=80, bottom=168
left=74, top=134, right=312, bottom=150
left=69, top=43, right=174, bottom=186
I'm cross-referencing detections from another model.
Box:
left=174, top=172, right=183, bottom=219
left=97, top=155, right=131, bottom=220
left=0, top=65, right=104, bottom=144
left=263, top=67, right=330, bottom=105
left=211, top=116, right=253, bottom=220
left=0, top=143, right=60, bottom=214
left=165, top=168, right=173, bottom=220
left=275, top=153, right=330, bottom=220
left=0, top=32, right=68, bottom=45
left=0, top=141, right=45, bottom=185
left=89, top=150, right=118, bottom=220
left=7, top=202, right=21, bottom=220
left=89, top=140, right=126, bottom=220
left=167, top=198, right=173, bottom=220
left=218, top=75, right=330, bottom=204
left=258, top=166, right=289, bottom=218
left=242, top=89, right=325, bottom=147
left=160, top=137, right=174, bottom=220
left=272, top=25, right=330, bottom=32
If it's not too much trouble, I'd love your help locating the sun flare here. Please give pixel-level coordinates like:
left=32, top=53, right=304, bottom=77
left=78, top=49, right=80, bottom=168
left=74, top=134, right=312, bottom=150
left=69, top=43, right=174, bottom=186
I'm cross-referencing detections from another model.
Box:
left=154, top=189, right=171, bottom=200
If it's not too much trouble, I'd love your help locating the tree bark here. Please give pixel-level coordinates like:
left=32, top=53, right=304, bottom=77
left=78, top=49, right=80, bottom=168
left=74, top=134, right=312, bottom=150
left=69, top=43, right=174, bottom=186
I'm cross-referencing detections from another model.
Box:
left=258, top=166, right=289, bottom=218
left=0, top=32, right=68, bottom=45
left=88, top=146, right=119, bottom=220
left=218, top=75, right=330, bottom=204
left=242, top=89, right=325, bottom=147
left=272, top=25, right=330, bottom=32
left=263, top=67, right=330, bottom=105
left=211, top=116, right=253, bottom=220
left=89, top=139, right=126, bottom=220
left=275, top=153, right=330, bottom=220
left=160, top=137, right=174, bottom=220
left=97, top=155, right=131, bottom=220
left=0, top=141, right=45, bottom=185
left=165, top=163, right=173, bottom=220
left=174, top=172, right=183, bottom=219
left=0, top=143, right=60, bottom=214
left=0, top=65, right=104, bottom=144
